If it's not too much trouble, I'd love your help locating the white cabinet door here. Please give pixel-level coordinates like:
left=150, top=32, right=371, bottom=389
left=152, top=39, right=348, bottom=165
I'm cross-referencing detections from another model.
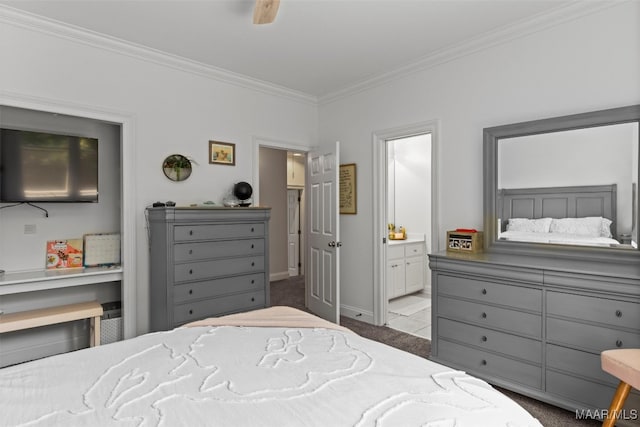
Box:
left=387, top=245, right=405, bottom=299
left=386, top=260, right=397, bottom=299
left=405, top=255, right=424, bottom=294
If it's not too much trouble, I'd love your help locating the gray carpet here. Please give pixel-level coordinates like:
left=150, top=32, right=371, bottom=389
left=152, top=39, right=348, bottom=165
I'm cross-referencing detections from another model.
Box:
left=270, top=276, right=601, bottom=427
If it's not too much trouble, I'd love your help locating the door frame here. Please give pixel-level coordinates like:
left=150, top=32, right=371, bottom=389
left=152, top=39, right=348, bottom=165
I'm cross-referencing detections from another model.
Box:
left=371, top=120, right=440, bottom=326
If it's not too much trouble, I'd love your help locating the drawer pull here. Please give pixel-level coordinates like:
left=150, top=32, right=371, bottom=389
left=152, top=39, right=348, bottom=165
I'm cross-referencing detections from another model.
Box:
left=481, top=359, right=487, bottom=366
left=251, top=262, right=255, bottom=267
left=189, top=309, right=193, bottom=315
left=481, top=336, right=487, bottom=342
left=251, top=244, right=255, bottom=249
left=251, top=279, right=255, bottom=284
left=616, top=310, right=622, bottom=318
left=481, top=312, right=487, bottom=319
left=189, top=269, right=193, bottom=275
left=189, top=249, right=193, bottom=255
left=251, top=227, right=255, bottom=232
left=481, top=288, right=487, bottom=295
left=251, top=297, right=255, bottom=302
left=189, top=289, right=193, bottom=295
left=189, top=230, right=193, bottom=236
left=616, top=339, right=623, bottom=348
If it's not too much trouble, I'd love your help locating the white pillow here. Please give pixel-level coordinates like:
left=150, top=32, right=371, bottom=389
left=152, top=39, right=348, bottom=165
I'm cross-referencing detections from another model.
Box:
left=600, top=217, right=613, bottom=238
left=549, top=217, right=603, bottom=237
left=507, top=218, right=552, bottom=233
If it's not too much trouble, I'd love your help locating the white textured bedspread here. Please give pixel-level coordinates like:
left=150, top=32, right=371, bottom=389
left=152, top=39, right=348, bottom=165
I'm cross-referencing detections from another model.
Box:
left=0, top=308, right=542, bottom=427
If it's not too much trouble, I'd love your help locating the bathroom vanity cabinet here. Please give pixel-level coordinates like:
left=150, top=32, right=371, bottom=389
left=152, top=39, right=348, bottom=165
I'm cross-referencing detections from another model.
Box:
left=387, top=240, right=425, bottom=299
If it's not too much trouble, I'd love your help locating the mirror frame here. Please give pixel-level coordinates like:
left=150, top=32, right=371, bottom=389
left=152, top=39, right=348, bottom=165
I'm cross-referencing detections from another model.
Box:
left=483, top=104, right=640, bottom=263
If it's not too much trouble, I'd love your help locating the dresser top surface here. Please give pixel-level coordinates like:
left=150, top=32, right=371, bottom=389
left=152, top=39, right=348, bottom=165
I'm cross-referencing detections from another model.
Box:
left=429, top=250, right=640, bottom=280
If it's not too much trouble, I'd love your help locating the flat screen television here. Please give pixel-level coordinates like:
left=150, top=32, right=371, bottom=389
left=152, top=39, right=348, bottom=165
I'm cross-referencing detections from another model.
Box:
left=0, top=128, right=98, bottom=203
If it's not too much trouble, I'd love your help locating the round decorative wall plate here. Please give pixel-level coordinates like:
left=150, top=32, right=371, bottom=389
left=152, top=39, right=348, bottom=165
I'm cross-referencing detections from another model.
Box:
left=162, top=154, right=192, bottom=181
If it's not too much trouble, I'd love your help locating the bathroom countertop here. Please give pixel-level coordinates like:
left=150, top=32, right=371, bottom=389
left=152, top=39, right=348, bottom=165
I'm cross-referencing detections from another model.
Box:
left=388, top=237, right=425, bottom=245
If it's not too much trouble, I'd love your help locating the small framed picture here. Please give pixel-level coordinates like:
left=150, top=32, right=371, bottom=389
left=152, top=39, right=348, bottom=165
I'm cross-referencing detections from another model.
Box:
left=339, top=163, right=357, bottom=214
left=209, top=141, right=236, bottom=166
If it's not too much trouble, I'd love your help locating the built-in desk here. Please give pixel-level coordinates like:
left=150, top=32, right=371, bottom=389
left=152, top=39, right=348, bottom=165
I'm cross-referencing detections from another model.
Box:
left=0, top=267, right=123, bottom=296
left=0, top=267, right=123, bottom=367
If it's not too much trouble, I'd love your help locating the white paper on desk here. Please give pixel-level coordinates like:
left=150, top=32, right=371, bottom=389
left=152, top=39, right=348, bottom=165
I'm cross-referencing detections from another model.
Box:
left=83, top=233, right=121, bottom=266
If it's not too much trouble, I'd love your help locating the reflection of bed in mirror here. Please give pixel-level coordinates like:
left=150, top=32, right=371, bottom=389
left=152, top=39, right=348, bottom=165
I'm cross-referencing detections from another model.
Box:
left=497, top=184, right=624, bottom=247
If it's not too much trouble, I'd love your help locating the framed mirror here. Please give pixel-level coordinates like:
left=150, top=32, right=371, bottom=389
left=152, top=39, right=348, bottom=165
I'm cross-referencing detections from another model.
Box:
left=162, top=154, right=192, bottom=182
left=483, top=104, right=640, bottom=262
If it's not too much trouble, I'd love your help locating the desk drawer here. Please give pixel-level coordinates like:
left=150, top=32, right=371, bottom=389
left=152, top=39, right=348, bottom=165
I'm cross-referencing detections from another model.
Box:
left=174, top=223, right=265, bottom=241
left=438, top=318, right=541, bottom=363
left=173, top=290, right=265, bottom=325
left=174, top=273, right=264, bottom=303
left=174, top=239, right=264, bottom=262
left=438, top=339, right=542, bottom=389
left=174, top=256, right=264, bottom=282
left=547, top=291, right=640, bottom=330
left=438, top=275, right=541, bottom=312
left=438, top=296, right=542, bottom=338
left=547, top=317, right=640, bottom=353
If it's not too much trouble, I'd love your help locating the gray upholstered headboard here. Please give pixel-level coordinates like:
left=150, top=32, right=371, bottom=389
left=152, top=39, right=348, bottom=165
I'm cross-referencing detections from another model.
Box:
left=498, top=184, right=617, bottom=237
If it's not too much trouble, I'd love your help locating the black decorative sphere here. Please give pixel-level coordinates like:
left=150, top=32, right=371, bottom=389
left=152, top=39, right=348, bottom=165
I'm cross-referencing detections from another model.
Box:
left=233, top=181, right=253, bottom=201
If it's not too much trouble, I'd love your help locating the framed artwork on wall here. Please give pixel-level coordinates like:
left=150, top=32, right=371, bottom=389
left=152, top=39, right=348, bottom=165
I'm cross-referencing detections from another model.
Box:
left=340, top=163, right=357, bottom=214
left=209, top=141, right=236, bottom=166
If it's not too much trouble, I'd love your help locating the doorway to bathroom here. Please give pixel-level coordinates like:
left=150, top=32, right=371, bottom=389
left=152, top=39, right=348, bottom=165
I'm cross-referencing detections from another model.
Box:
left=386, top=134, right=432, bottom=339
left=372, top=120, right=439, bottom=340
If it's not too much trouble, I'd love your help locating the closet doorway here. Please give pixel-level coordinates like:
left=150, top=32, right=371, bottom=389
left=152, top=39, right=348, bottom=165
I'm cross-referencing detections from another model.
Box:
left=256, top=143, right=307, bottom=284
left=372, top=120, right=439, bottom=338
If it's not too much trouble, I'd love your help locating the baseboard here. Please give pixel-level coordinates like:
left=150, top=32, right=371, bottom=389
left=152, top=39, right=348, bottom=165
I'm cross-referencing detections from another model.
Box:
left=340, top=304, right=374, bottom=324
left=269, top=271, right=290, bottom=282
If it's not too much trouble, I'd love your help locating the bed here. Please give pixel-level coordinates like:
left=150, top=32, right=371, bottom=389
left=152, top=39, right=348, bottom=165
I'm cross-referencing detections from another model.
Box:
left=498, top=184, right=621, bottom=246
left=0, top=306, right=542, bottom=426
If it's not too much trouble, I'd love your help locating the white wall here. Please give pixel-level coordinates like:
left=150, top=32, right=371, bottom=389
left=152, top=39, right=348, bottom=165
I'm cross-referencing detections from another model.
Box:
left=0, top=13, right=318, bottom=333
left=319, top=2, right=640, bottom=317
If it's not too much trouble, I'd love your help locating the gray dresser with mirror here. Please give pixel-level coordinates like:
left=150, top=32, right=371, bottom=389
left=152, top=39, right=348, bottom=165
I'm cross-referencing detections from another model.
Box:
left=430, top=104, right=640, bottom=415
left=147, top=206, right=271, bottom=332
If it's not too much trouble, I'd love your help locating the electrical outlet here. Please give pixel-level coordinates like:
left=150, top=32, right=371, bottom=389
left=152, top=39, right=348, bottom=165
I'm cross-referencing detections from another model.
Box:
left=24, top=224, right=37, bottom=234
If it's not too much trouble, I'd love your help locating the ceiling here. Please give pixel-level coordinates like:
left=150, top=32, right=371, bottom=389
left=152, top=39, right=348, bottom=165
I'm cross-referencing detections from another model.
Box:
left=2, top=0, right=606, bottom=99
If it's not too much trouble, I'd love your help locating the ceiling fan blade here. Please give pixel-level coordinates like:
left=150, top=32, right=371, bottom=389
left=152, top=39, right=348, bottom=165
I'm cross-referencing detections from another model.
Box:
left=253, top=0, right=280, bottom=24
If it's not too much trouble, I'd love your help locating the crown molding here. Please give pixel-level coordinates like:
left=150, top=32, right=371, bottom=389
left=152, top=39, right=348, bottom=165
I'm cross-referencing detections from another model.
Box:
left=0, top=5, right=318, bottom=106
left=1, top=1, right=625, bottom=108
left=318, top=0, right=626, bottom=105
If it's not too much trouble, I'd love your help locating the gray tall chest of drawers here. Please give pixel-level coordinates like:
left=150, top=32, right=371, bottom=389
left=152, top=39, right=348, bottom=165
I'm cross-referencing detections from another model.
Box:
left=429, top=251, right=640, bottom=415
left=147, top=206, right=271, bottom=331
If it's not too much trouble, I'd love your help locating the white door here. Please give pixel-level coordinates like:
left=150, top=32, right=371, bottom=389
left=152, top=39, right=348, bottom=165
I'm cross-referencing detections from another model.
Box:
left=287, top=189, right=300, bottom=276
left=307, top=142, right=340, bottom=323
